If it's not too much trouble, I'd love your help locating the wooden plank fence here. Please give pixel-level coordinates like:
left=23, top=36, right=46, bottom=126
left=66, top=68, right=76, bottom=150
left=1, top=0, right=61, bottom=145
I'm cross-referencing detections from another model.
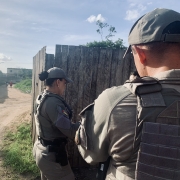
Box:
left=31, top=45, right=135, bottom=167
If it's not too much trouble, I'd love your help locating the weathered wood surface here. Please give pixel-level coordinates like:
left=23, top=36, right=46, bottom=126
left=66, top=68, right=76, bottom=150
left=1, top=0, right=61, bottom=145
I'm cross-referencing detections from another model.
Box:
left=45, top=54, right=54, bottom=70
left=31, top=45, right=135, bottom=167
left=31, top=46, right=46, bottom=144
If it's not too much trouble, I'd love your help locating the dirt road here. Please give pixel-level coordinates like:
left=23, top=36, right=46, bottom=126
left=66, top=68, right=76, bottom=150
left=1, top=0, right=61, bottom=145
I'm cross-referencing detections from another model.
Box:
left=0, top=85, right=31, bottom=142
left=0, top=85, right=32, bottom=179
left=0, top=85, right=97, bottom=180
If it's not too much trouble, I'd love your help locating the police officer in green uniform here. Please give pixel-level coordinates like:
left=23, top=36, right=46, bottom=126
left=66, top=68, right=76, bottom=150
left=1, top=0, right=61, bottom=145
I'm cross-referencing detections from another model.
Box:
left=76, top=9, right=180, bottom=180
left=33, top=67, right=79, bottom=180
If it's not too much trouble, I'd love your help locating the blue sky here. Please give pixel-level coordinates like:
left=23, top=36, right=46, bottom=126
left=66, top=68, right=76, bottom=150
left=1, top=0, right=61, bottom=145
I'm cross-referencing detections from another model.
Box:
left=0, top=0, right=180, bottom=73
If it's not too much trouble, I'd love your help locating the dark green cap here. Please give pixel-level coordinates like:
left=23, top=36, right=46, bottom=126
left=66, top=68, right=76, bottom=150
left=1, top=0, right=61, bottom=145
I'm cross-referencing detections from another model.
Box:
left=47, top=67, right=73, bottom=83
left=124, top=8, right=180, bottom=58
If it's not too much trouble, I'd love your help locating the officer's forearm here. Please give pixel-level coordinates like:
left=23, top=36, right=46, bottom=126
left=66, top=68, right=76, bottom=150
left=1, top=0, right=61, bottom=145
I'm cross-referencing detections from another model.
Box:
left=57, top=122, right=80, bottom=140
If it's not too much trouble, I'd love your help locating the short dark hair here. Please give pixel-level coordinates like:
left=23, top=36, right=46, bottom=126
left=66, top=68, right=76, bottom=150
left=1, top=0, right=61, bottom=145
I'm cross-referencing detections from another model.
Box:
left=38, top=70, right=63, bottom=86
left=141, top=42, right=180, bottom=54
left=45, top=78, right=63, bottom=87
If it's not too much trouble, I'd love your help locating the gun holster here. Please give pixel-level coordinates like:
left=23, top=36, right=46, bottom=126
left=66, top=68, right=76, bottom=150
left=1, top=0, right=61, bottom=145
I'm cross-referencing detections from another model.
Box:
left=56, top=142, right=68, bottom=166
left=48, top=142, right=68, bottom=166
left=96, top=157, right=111, bottom=180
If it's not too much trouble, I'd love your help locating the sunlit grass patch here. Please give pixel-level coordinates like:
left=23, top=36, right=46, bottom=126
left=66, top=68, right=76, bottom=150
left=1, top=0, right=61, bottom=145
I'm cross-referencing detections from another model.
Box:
left=2, top=123, right=40, bottom=178
left=14, top=79, right=32, bottom=93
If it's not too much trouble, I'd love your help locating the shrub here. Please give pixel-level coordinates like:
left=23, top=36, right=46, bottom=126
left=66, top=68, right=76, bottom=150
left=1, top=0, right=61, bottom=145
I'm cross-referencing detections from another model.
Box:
left=14, top=79, right=32, bottom=93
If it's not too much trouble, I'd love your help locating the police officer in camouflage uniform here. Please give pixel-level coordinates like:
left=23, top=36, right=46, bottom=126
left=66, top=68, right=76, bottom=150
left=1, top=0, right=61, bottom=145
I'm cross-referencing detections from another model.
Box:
left=76, top=8, right=180, bottom=180
left=33, top=67, right=80, bottom=180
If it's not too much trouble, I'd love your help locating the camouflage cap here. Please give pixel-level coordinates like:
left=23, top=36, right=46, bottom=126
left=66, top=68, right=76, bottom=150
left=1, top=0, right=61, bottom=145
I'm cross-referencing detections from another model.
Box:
left=124, top=8, right=180, bottom=58
left=47, top=67, right=73, bottom=83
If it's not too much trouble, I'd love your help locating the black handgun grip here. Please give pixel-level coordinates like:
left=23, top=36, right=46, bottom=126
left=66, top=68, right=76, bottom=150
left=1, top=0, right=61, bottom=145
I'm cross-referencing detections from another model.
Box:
left=96, top=157, right=111, bottom=180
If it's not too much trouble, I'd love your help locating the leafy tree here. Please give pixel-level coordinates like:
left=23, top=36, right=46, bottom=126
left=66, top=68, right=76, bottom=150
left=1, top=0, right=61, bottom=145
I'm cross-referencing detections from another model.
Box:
left=106, top=26, right=117, bottom=41
left=85, top=20, right=125, bottom=49
left=17, top=69, right=32, bottom=79
left=96, top=20, right=117, bottom=41
left=96, top=20, right=109, bottom=41
left=86, top=38, right=124, bottom=48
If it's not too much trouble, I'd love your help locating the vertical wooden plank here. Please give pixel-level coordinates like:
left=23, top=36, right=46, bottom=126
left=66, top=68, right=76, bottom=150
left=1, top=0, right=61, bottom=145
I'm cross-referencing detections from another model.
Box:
left=32, top=52, right=39, bottom=144
left=54, top=45, right=69, bottom=72
left=33, top=51, right=40, bottom=143
left=54, top=45, right=62, bottom=68
left=115, top=49, right=126, bottom=85
left=77, top=46, right=86, bottom=112
left=122, top=50, right=133, bottom=83
left=110, top=49, right=120, bottom=87
left=36, top=49, right=40, bottom=95
left=40, top=47, right=46, bottom=93
left=71, top=46, right=91, bottom=167
left=65, top=46, right=81, bottom=121
left=96, top=48, right=113, bottom=97
left=61, top=45, right=69, bottom=73
left=31, top=47, right=46, bottom=144
left=31, top=57, right=37, bottom=144
left=81, top=46, right=100, bottom=106
left=89, top=47, right=100, bottom=102
left=82, top=47, right=93, bottom=108
left=64, top=46, right=82, bottom=167
left=72, top=46, right=82, bottom=168
left=45, top=54, right=54, bottom=70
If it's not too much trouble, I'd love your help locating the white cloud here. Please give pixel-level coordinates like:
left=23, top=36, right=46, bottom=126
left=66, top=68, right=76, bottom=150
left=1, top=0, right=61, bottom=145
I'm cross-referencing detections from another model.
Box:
left=96, top=14, right=105, bottom=22
left=147, top=2, right=152, bottom=5
left=125, top=10, right=140, bottom=21
left=138, top=4, right=146, bottom=11
left=86, top=14, right=105, bottom=23
left=125, top=3, right=147, bottom=21
left=86, top=15, right=96, bottom=23
left=0, top=53, right=12, bottom=62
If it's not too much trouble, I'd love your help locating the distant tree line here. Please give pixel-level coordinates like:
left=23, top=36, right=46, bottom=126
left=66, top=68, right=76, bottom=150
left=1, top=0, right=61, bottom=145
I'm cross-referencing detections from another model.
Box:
left=20, top=69, right=32, bottom=79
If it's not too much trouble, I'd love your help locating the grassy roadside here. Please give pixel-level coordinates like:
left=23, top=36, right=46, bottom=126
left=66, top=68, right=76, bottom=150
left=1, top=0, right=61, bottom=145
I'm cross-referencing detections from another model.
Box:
left=14, top=79, right=32, bottom=93
left=1, top=123, right=40, bottom=180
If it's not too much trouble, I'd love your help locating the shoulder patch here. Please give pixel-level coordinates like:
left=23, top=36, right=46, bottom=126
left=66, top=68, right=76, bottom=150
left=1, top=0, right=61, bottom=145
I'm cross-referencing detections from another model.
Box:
left=62, top=110, right=69, bottom=117
left=57, top=106, right=69, bottom=118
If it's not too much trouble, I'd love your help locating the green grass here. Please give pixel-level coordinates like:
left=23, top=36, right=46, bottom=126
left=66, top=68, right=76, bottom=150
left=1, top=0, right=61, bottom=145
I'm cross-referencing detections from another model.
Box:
left=14, top=79, right=32, bottom=93
left=2, top=123, right=40, bottom=178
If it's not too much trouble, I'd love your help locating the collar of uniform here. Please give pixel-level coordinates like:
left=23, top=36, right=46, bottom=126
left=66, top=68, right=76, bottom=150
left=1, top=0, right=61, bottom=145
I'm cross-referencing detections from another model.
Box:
left=153, top=69, right=180, bottom=83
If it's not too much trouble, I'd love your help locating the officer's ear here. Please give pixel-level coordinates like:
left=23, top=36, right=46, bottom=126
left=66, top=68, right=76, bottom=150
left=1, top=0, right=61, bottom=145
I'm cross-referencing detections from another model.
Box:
left=56, top=79, right=61, bottom=87
left=53, top=79, right=59, bottom=88
left=132, top=45, right=146, bottom=65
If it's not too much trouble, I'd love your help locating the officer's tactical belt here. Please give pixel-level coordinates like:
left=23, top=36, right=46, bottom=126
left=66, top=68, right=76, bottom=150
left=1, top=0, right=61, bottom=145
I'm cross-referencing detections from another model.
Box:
left=38, top=136, right=67, bottom=146
left=136, top=122, right=180, bottom=180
